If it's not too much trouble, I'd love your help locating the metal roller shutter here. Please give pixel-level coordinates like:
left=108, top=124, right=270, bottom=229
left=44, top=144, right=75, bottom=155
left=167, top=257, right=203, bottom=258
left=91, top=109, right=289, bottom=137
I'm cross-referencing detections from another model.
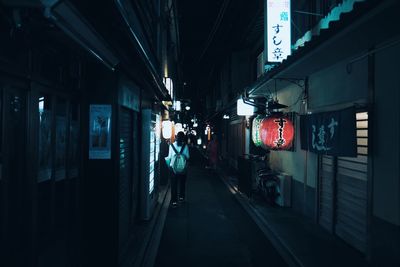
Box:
left=319, top=155, right=335, bottom=232
left=318, top=111, right=369, bottom=253
left=335, top=111, right=368, bottom=253
left=118, top=107, right=133, bottom=248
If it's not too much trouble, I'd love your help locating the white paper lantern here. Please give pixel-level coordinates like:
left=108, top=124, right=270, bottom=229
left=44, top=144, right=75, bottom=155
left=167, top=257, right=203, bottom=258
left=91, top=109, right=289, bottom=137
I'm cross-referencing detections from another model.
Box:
left=162, top=120, right=172, bottom=139
left=175, top=123, right=183, bottom=133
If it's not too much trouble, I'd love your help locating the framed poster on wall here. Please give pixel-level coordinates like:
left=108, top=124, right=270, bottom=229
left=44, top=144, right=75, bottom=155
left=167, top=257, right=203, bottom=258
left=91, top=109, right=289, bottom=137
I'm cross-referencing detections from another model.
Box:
left=89, top=104, right=112, bottom=159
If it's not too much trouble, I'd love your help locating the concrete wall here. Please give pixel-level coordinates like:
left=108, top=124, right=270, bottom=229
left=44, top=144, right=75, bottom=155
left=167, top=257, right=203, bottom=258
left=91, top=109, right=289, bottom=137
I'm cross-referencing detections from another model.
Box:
left=269, top=82, right=317, bottom=187
left=374, top=42, right=400, bottom=226
left=269, top=55, right=369, bottom=218
left=270, top=85, right=306, bottom=182
left=308, top=56, right=369, bottom=110
left=268, top=83, right=317, bottom=217
left=269, top=46, right=400, bottom=228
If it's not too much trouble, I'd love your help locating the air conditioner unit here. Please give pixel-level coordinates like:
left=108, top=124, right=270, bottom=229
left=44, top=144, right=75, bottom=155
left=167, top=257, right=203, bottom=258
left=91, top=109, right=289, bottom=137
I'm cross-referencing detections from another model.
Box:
left=275, top=173, right=292, bottom=207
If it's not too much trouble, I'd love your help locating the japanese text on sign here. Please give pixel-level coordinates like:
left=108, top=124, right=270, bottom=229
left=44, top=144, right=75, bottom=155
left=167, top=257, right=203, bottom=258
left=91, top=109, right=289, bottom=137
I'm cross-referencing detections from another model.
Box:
left=267, top=0, right=291, bottom=62
left=311, top=118, right=339, bottom=151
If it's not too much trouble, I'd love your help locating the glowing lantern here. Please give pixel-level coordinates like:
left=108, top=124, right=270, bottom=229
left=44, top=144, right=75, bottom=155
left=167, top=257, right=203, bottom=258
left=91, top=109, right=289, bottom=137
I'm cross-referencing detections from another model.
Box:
left=171, top=121, right=175, bottom=143
left=162, top=120, right=172, bottom=139
left=260, top=115, right=294, bottom=150
left=175, top=123, right=183, bottom=133
left=252, top=115, right=263, bottom=147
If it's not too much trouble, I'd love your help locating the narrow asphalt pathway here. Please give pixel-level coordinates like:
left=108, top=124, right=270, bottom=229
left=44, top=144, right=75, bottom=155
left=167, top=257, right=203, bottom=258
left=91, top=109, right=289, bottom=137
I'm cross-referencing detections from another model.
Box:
left=154, top=149, right=287, bottom=267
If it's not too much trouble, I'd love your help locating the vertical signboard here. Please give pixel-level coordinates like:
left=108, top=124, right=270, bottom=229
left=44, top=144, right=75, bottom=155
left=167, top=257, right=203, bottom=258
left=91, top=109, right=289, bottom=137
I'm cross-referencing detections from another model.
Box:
left=267, top=0, right=291, bottom=62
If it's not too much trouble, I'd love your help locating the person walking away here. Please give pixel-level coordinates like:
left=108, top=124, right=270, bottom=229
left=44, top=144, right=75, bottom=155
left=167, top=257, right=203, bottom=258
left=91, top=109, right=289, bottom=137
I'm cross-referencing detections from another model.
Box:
left=207, top=134, right=218, bottom=169
left=165, top=132, right=190, bottom=208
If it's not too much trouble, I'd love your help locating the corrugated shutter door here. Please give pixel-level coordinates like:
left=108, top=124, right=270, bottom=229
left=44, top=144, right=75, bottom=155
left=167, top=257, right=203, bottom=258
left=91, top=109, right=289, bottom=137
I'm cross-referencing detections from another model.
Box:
left=319, top=155, right=335, bottom=232
left=119, top=108, right=132, bottom=248
left=335, top=112, right=368, bottom=253
left=131, top=112, right=139, bottom=222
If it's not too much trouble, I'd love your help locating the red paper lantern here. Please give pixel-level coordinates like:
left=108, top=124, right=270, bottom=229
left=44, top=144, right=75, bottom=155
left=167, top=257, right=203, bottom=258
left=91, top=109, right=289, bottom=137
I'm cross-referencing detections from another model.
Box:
left=260, top=115, right=294, bottom=150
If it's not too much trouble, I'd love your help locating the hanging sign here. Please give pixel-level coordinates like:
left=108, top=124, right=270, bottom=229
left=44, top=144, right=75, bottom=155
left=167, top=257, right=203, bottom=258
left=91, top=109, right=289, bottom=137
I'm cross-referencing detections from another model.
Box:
left=267, top=0, right=291, bottom=62
left=300, top=107, right=357, bottom=156
left=260, top=115, right=294, bottom=150
left=252, top=115, right=263, bottom=147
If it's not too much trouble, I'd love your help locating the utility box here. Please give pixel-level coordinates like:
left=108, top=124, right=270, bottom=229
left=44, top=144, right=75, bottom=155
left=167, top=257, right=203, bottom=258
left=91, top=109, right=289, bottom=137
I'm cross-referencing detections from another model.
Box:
left=275, top=174, right=292, bottom=207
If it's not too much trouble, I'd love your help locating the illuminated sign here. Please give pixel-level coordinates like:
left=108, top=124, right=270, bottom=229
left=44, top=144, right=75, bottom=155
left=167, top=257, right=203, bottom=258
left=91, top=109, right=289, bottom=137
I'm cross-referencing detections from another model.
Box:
left=260, top=115, right=294, bottom=150
left=267, top=0, right=291, bottom=62
left=237, top=99, right=254, bottom=116
left=174, top=100, right=181, bottom=111
left=163, top=77, right=173, bottom=97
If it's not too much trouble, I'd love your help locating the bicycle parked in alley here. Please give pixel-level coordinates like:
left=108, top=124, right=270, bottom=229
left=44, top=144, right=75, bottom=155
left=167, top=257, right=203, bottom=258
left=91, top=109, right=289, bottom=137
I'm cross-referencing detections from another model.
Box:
left=250, top=154, right=280, bottom=206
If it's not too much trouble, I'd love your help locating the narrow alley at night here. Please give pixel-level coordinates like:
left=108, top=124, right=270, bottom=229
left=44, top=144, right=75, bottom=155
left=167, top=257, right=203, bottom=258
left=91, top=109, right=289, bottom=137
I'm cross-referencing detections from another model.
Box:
left=0, top=0, right=399, bottom=266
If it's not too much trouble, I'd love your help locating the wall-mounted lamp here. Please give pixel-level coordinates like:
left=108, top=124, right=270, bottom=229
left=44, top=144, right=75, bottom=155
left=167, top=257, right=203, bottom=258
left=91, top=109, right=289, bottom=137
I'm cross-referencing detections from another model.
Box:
left=237, top=99, right=254, bottom=116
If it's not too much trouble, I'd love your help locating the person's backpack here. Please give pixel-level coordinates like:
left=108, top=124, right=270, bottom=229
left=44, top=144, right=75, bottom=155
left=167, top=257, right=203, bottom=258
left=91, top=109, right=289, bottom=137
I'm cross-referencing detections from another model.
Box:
left=170, top=144, right=187, bottom=174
